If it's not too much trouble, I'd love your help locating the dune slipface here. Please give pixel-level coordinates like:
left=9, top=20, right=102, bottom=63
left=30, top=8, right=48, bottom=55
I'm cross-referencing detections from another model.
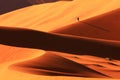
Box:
left=10, top=51, right=120, bottom=78
left=0, top=0, right=120, bottom=80
left=10, top=52, right=108, bottom=78
left=55, top=52, right=120, bottom=78
left=0, top=26, right=120, bottom=59
left=0, top=25, right=118, bottom=78
left=52, top=9, right=120, bottom=40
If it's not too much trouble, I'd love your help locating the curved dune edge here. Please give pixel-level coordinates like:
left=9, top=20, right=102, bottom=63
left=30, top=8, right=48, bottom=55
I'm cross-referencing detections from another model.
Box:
left=0, top=0, right=72, bottom=14
left=9, top=51, right=120, bottom=78
left=0, top=26, right=120, bottom=59
left=9, top=52, right=108, bottom=78
left=0, top=0, right=120, bottom=80
left=52, top=8, right=120, bottom=40
left=0, top=26, right=120, bottom=79
left=0, top=0, right=120, bottom=32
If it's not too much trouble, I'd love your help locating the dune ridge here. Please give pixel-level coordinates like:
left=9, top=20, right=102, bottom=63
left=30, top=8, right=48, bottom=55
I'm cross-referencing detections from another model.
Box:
left=10, top=52, right=109, bottom=78
left=0, top=26, right=120, bottom=78
left=0, top=0, right=119, bottom=32
left=0, top=0, right=70, bottom=14
left=10, top=51, right=120, bottom=78
left=52, top=9, right=120, bottom=40
left=0, top=0, right=120, bottom=80
left=0, top=26, right=120, bottom=60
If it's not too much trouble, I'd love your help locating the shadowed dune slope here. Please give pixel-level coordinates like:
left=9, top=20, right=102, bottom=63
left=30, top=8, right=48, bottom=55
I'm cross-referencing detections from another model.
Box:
left=52, top=9, right=120, bottom=41
left=0, top=0, right=119, bottom=65
left=0, top=0, right=120, bottom=80
left=10, top=52, right=108, bottom=78
left=0, top=0, right=120, bottom=32
left=0, top=27, right=120, bottom=59
left=55, top=52, right=120, bottom=78
left=10, top=51, right=120, bottom=78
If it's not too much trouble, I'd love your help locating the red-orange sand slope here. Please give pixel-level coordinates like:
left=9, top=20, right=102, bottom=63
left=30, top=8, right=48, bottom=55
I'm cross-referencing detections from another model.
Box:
left=0, top=0, right=120, bottom=80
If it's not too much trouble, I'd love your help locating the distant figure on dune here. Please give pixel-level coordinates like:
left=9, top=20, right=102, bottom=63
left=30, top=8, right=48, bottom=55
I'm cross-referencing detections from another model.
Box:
left=77, top=17, right=80, bottom=21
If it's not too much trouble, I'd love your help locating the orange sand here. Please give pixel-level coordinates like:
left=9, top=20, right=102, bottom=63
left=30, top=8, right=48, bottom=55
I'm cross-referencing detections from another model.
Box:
left=0, top=0, right=120, bottom=80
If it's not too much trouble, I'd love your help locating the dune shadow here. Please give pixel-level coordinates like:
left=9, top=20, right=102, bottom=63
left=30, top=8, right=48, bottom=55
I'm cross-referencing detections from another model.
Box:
left=52, top=9, right=120, bottom=41
left=0, top=9, right=120, bottom=61
left=1, top=8, right=120, bottom=78
left=0, top=26, right=120, bottom=59
left=9, top=52, right=109, bottom=78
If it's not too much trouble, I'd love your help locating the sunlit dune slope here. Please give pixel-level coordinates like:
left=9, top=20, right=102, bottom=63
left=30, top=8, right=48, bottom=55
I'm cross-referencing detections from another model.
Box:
left=53, top=9, right=120, bottom=40
left=0, top=45, right=45, bottom=64
left=0, top=0, right=119, bottom=67
left=0, top=0, right=71, bottom=14
left=10, top=52, right=108, bottom=78
left=0, top=0, right=31, bottom=14
left=0, top=0, right=120, bottom=32
left=10, top=51, right=120, bottom=78
left=0, top=0, right=120, bottom=80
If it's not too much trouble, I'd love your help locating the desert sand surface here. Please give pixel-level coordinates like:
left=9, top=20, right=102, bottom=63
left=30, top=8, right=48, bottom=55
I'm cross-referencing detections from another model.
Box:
left=0, top=0, right=120, bottom=80
left=53, top=9, right=120, bottom=40
left=0, top=0, right=66, bottom=14
left=0, top=26, right=120, bottom=59
left=10, top=52, right=108, bottom=78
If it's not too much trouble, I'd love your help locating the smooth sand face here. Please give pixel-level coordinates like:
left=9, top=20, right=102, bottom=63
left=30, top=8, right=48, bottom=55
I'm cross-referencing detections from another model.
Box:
left=0, top=0, right=120, bottom=80
left=10, top=52, right=108, bottom=78
left=0, top=0, right=69, bottom=14
left=0, top=0, right=119, bottom=31
left=52, top=9, right=120, bottom=40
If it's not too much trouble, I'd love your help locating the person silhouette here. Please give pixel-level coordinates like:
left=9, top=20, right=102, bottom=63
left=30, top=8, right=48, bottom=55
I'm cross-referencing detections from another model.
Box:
left=77, top=17, right=80, bottom=21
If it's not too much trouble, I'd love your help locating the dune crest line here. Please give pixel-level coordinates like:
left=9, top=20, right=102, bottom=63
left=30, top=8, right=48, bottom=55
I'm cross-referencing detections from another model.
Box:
left=0, top=26, right=120, bottom=59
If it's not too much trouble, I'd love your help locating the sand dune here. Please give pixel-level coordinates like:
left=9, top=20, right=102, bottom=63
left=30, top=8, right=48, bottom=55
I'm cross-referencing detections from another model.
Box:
left=54, top=52, right=120, bottom=78
left=0, top=26, right=120, bottom=60
left=10, top=52, right=108, bottom=78
left=0, top=0, right=120, bottom=31
left=0, top=0, right=70, bottom=14
left=9, top=51, right=120, bottom=78
left=0, top=27, right=120, bottom=79
left=0, top=0, right=31, bottom=14
left=0, top=0, right=120, bottom=80
left=52, top=9, right=120, bottom=40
